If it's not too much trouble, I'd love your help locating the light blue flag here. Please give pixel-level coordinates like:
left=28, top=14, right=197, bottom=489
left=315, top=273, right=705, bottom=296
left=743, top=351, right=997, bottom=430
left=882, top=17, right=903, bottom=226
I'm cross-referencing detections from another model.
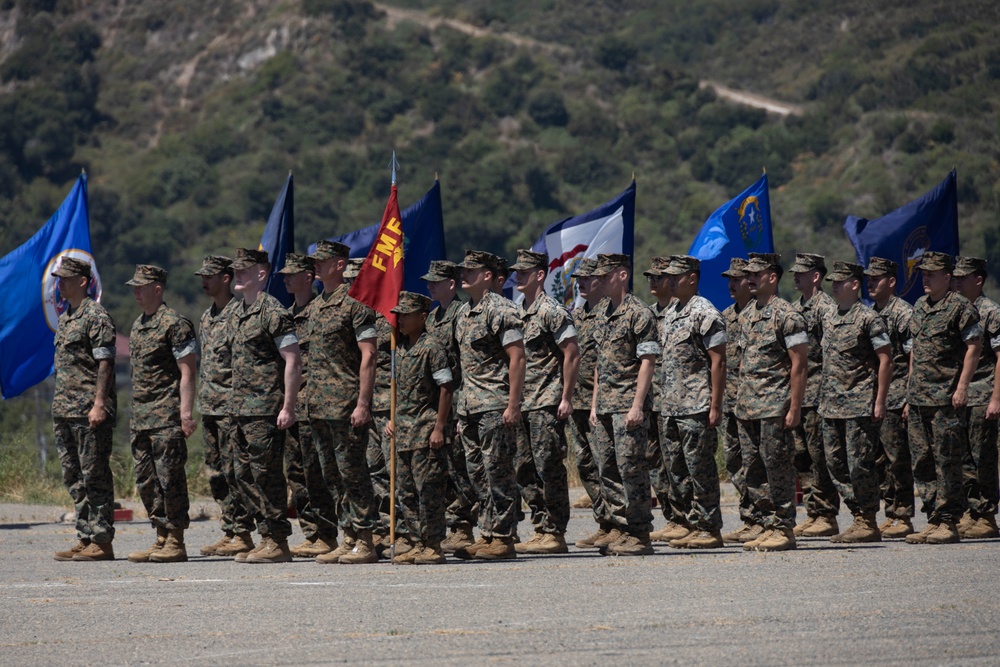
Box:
left=0, top=175, right=97, bottom=399
left=689, top=174, right=773, bottom=310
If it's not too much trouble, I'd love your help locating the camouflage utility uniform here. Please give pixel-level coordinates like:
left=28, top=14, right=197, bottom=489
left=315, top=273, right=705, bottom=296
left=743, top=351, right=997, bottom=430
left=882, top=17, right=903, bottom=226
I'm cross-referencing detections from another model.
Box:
left=962, top=293, right=1000, bottom=520
left=721, top=299, right=753, bottom=524
left=569, top=296, right=609, bottom=526
left=649, top=300, right=681, bottom=525
left=367, top=314, right=395, bottom=538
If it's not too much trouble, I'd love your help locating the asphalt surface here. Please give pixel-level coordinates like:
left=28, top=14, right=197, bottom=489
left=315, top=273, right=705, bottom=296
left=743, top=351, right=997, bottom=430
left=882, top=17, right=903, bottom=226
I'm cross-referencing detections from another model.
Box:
left=2, top=497, right=1000, bottom=666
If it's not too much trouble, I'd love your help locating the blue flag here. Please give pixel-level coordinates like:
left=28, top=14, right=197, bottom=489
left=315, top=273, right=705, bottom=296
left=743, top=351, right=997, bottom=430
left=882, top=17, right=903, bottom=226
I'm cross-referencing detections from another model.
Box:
left=844, top=170, right=959, bottom=304
left=308, top=180, right=446, bottom=296
left=259, top=173, right=294, bottom=307
left=0, top=175, right=97, bottom=399
left=689, top=174, right=773, bottom=310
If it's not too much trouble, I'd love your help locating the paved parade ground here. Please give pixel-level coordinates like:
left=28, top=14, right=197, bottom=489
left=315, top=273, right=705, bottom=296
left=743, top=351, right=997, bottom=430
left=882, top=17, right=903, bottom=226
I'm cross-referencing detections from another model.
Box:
left=2, top=498, right=1000, bottom=666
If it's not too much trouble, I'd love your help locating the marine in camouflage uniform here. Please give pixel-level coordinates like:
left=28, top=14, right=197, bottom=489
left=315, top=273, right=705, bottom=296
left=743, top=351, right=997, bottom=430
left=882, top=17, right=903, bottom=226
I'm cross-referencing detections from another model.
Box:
left=866, top=257, right=916, bottom=537
left=658, top=256, right=728, bottom=548
left=736, top=253, right=808, bottom=551
left=511, top=249, right=580, bottom=554
left=280, top=253, right=339, bottom=556
left=818, top=262, right=892, bottom=543
left=227, top=248, right=302, bottom=563
left=307, top=240, right=381, bottom=563
left=126, top=264, right=197, bottom=563
left=905, top=251, right=982, bottom=545
left=790, top=253, right=841, bottom=537
left=590, top=253, right=661, bottom=556
left=387, top=292, right=455, bottom=564
left=51, top=257, right=118, bottom=561
left=951, top=256, right=1000, bottom=538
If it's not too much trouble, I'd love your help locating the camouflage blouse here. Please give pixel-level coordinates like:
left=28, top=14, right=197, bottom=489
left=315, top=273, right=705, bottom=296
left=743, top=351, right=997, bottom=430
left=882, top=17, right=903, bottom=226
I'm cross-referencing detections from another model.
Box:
left=659, top=295, right=727, bottom=417
left=907, top=290, right=981, bottom=407
left=129, top=303, right=196, bottom=430
left=52, top=297, right=117, bottom=420
left=818, top=300, right=890, bottom=419
left=520, top=292, right=576, bottom=411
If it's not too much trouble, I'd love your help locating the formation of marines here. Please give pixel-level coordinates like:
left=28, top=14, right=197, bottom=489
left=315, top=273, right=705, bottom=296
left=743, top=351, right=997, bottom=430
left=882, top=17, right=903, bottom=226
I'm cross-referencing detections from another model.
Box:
left=50, top=242, right=1000, bottom=562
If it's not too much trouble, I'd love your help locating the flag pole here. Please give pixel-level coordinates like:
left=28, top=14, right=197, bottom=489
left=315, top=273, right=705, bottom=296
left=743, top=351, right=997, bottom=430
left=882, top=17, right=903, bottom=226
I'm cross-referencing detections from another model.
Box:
left=388, top=151, right=400, bottom=557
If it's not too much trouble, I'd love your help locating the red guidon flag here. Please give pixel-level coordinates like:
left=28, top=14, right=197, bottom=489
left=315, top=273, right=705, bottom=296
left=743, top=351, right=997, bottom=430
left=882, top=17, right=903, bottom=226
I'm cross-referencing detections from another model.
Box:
left=349, top=184, right=404, bottom=326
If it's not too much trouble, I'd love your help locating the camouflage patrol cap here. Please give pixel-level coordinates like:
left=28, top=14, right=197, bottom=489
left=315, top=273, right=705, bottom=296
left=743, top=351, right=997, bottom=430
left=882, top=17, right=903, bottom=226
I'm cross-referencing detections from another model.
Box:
left=231, top=247, right=269, bottom=271
left=494, top=256, right=510, bottom=278
left=571, top=258, right=598, bottom=278
left=126, top=264, right=167, bottom=286
left=277, top=253, right=315, bottom=275
left=953, top=256, right=988, bottom=277
left=421, top=260, right=461, bottom=282
left=721, top=257, right=749, bottom=278
left=642, top=256, right=674, bottom=277
left=459, top=249, right=501, bottom=271
left=745, top=252, right=782, bottom=273
left=825, top=261, right=864, bottom=282
left=390, top=291, right=433, bottom=314
left=194, top=255, right=232, bottom=276
left=51, top=257, right=92, bottom=279
left=664, top=255, right=700, bottom=275
left=790, top=253, right=826, bottom=273
left=510, top=249, right=548, bottom=271
left=343, top=258, right=365, bottom=280
left=864, top=256, right=898, bottom=277
left=592, top=253, right=630, bottom=276
left=310, top=240, right=351, bottom=261
left=915, top=251, right=954, bottom=272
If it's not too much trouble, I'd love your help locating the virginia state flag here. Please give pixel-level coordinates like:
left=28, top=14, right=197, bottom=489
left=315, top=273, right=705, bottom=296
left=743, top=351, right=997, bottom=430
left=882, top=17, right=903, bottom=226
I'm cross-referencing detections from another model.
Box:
left=259, top=173, right=294, bottom=307
left=309, top=180, right=445, bottom=296
left=507, top=181, right=636, bottom=310
left=349, top=184, right=404, bottom=327
left=844, top=170, right=959, bottom=304
left=0, top=175, right=98, bottom=399
left=689, top=173, right=773, bottom=310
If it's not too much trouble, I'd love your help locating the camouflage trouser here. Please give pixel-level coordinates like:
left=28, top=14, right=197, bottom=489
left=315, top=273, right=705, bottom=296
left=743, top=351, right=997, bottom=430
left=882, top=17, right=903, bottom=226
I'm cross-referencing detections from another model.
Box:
left=54, top=418, right=115, bottom=544
left=520, top=407, right=570, bottom=534
left=877, top=408, right=914, bottom=518
left=459, top=410, right=518, bottom=538
left=791, top=406, right=840, bottom=518
left=738, top=417, right=796, bottom=530
left=444, top=418, right=479, bottom=528
left=592, top=412, right=654, bottom=535
left=822, top=417, right=881, bottom=516
left=964, top=404, right=999, bottom=518
left=513, top=415, right=540, bottom=525
left=566, top=409, right=610, bottom=525
left=131, top=426, right=191, bottom=531
left=908, top=404, right=968, bottom=523
left=310, top=418, right=379, bottom=533
left=367, top=411, right=395, bottom=536
left=203, top=415, right=250, bottom=535
left=648, top=413, right=680, bottom=523
left=232, top=417, right=291, bottom=540
left=396, top=446, right=449, bottom=546
left=662, top=412, right=723, bottom=531
left=284, top=421, right=339, bottom=541
left=723, top=411, right=754, bottom=523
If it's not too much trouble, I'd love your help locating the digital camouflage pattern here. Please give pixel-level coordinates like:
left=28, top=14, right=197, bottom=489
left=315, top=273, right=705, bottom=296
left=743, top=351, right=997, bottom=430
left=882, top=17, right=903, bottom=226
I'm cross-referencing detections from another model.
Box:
left=285, top=420, right=339, bottom=541
left=738, top=416, right=797, bottom=530
left=426, top=298, right=465, bottom=414
left=572, top=298, right=604, bottom=411
left=794, top=290, right=837, bottom=408
left=454, top=291, right=523, bottom=416
left=309, top=419, right=378, bottom=533
left=396, top=446, right=449, bottom=546
left=908, top=404, right=967, bottom=522
left=873, top=295, right=913, bottom=411
left=394, top=331, right=453, bottom=452
left=823, top=417, right=882, bottom=515
left=231, top=416, right=291, bottom=540
left=371, top=314, right=394, bottom=413
left=818, top=300, right=891, bottom=419
left=662, top=412, right=723, bottom=531
left=129, top=303, right=196, bottom=430
left=907, top=291, right=982, bottom=407
left=792, top=408, right=840, bottom=519
left=721, top=302, right=745, bottom=411
left=52, top=297, right=117, bottom=419
left=878, top=409, right=914, bottom=518
left=459, top=410, right=518, bottom=537
left=290, top=298, right=313, bottom=421
left=967, top=295, right=1000, bottom=406
left=735, top=297, right=808, bottom=420
left=658, top=295, right=727, bottom=417
left=202, top=415, right=251, bottom=535
left=54, top=419, right=115, bottom=544
left=591, top=412, right=653, bottom=534
left=593, top=293, right=660, bottom=415
left=964, top=404, right=999, bottom=517
left=566, top=409, right=609, bottom=525
left=367, top=412, right=393, bottom=537
left=523, top=406, right=571, bottom=533
left=197, top=299, right=234, bottom=416
left=132, top=426, right=191, bottom=530
left=519, top=292, right=576, bottom=410
left=226, top=293, right=297, bottom=417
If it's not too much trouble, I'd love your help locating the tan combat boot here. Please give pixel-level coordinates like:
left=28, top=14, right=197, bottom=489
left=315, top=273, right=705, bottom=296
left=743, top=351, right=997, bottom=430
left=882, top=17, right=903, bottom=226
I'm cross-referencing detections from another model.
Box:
left=217, top=532, right=255, bottom=558
left=881, top=517, right=915, bottom=539
left=524, top=533, right=569, bottom=554
left=964, top=515, right=1000, bottom=539
left=389, top=535, right=418, bottom=559
left=676, top=530, right=724, bottom=549
left=576, top=524, right=614, bottom=549
left=72, top=541, right=115, bottom=561
left=316, top=535, right=355, bottom=564
left=607, top=531, right=654, bottom=556
left=339, top=530, right=378, bottom=564
left=801, top=515, right=839, bottom=537
left=54, top=539, right=90, bottom=561
left=925, top=521, right=960, bottom=544
left=441, top=523, right=475, bottom=553
left=414, top=542, right=447, bottom=565
left=723, top=523, right=762, bottom=544
left=957, top=512, right=976, bottom=536
left=650, top=521, right=693, bottom=543
left=128, top=527, right=168, bottom=563
left=792, top=516, right=816, bottom=537
left=200, top=532, right=234, bottom=556
left=291, top=536, right=337, bottom=557
left=392, top=542, right=424, bottom=564
left=743, top=528, right=774, bottom=551
left=149, top=529, right=188, bottom=563
left=246, top=537, right=293, bottom=563
left=831, top=514, right=880, bottom=543
left=592, top=527, right=624, bottom=548
left=474, top=535, right=516, bottom=560
left=754, top=527, right=796, bottom=552
left=905, top=522, right=938, bottom=544
left=453, top=536, right=491, bottom=560
left=515, top=531, right=544, bottom=554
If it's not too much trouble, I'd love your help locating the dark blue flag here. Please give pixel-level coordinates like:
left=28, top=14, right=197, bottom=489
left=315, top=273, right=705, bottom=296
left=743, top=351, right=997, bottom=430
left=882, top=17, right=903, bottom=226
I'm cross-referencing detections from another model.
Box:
left=0, top=175, right=97, bottom=399
left=259, top=173, right=294, bottom=307
left=308, top=180, right=446, bottom=296
left=689, top=174, right=773, bottom=310
left=844, top=170, right=959, bottom=304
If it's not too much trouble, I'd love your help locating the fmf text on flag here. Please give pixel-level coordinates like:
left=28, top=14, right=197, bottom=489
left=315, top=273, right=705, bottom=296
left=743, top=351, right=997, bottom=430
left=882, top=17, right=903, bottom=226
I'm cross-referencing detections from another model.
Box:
left=349, top=183, right=405, bottom=327
left=844, top=170, right=959, bottom=305
left=0, top=175, right=98, bottom=399
left=259, top=173, right=295, bottom=307
left=508, top=181, right=636, bottom=310
left=689, top=173, right=774, bottom=310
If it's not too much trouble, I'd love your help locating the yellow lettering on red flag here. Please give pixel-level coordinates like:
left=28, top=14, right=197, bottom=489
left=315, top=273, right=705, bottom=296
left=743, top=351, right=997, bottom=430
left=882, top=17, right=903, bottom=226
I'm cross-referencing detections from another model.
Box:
left=387, top=216, right=401, bottom=235
left=372, top=254, right=387, bottom=272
